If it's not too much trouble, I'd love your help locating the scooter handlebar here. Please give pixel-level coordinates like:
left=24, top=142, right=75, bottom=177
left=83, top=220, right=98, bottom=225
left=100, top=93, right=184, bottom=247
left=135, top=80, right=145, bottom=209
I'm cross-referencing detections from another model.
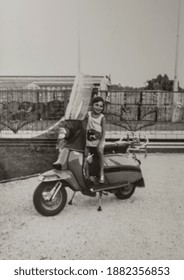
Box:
left=126, top=134, right=149, bottom=157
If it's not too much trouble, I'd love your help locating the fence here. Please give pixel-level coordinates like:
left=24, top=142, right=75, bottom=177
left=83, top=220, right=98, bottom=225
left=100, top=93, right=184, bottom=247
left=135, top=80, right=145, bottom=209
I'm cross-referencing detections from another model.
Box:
left=0, top=88, right=70, bottom=134
left=98, top=90, right=184, bottom=139
left=0, top=88, right=184, bottom=139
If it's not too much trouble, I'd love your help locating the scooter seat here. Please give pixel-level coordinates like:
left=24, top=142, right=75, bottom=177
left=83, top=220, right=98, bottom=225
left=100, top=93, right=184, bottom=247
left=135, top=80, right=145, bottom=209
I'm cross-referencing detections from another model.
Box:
left=104, top=141, right=129, bottom=154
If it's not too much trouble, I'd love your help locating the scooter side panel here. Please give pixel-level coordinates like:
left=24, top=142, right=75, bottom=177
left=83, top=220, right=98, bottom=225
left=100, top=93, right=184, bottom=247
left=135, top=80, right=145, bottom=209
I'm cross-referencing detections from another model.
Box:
left=67, top=150, right=86, bottom=189
left=105, top=170, right=142, bottom=184
left=104, top=153, right=143, bottom=184
left=104, top=153, right=140, bottom=168
left=39, top=169, right=82, bottom=191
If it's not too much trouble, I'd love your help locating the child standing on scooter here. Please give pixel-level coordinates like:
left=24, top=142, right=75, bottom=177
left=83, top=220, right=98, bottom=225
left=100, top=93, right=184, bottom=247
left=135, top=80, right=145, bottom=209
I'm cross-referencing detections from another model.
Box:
left=86, top=96, right=106, bottom=184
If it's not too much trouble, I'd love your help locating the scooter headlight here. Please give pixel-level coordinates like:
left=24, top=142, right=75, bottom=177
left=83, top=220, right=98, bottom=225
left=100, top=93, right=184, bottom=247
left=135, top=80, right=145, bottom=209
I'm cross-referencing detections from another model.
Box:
left=58, top=128, right=67, bottom=139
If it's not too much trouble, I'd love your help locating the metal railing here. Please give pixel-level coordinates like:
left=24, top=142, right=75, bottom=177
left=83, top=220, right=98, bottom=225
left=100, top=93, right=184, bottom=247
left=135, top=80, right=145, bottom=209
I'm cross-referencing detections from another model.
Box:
left=0, top=89, right=184, bottom=138
left=0, top=88, right=70, bottom=133
left=99, top=89, right=184, bottom=139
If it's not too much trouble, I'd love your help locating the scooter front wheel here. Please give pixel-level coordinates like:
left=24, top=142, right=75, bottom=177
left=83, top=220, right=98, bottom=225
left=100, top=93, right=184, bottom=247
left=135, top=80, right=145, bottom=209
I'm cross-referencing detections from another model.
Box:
left=115, top=183, right=135, bottom=200
left=33, top=181, right=67, bottom=216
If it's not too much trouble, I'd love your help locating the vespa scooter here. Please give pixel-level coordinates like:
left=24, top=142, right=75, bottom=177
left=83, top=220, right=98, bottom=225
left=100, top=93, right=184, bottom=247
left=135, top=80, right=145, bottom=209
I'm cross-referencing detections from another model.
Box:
left=33, top=119, right=147, bottom=216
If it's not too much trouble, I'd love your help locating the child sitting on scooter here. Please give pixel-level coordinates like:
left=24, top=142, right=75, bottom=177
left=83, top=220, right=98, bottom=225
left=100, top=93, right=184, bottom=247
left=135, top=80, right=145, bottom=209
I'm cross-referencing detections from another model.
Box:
left=86, top=96, right=106, bottom=184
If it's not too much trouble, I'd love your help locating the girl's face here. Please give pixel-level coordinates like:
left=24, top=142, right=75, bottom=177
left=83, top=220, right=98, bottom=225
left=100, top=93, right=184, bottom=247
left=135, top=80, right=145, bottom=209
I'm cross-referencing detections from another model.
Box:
left=92, top=101, right=104, bottom=114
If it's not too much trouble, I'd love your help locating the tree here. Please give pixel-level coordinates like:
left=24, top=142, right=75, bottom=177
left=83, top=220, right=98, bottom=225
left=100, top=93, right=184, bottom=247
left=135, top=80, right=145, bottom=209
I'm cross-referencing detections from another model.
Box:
left=145, top=74, right=173, bottom=91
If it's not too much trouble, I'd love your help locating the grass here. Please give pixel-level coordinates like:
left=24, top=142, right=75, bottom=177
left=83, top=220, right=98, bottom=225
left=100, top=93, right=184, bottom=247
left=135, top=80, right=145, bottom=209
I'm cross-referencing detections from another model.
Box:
left=0, top=145, right=58, bottom=181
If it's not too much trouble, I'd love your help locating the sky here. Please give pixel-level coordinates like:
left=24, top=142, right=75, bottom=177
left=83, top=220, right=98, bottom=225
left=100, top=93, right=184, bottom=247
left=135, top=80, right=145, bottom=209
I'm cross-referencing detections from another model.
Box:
left=0, top=0, right=184, bottom=87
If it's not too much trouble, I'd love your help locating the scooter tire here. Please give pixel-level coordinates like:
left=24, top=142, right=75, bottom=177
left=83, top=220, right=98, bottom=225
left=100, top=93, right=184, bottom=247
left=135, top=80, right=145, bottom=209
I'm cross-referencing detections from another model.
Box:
left=33, top=181, right=67, bottom=216
left=115, top=184, right=136, bottom=200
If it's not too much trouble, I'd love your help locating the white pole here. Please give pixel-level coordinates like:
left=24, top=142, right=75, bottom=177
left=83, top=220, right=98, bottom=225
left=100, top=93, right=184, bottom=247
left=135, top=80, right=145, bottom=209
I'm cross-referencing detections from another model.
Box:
left=77, top=0, right=81, bottom=74
left=173, top=0, right=181, bottom=92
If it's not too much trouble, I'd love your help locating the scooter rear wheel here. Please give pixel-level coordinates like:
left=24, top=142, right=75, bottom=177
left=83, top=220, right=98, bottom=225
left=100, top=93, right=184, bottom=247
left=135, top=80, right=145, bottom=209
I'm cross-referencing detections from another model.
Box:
left=115, top=183, right=135, bottom=200
left=33, top=181, right=67, bottom=216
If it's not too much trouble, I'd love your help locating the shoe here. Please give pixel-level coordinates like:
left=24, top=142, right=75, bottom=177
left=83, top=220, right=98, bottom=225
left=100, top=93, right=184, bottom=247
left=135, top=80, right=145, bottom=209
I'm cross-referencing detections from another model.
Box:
left=53, top=163, right=62, bottom=170
left=99, top=175, right=105, bottom=184
left=81, top=189, right=96, bottom=197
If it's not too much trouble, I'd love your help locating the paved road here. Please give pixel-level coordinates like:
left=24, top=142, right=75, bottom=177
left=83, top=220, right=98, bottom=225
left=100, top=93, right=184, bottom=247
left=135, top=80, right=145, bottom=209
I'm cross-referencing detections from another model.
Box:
left=0, top=153, right=183, bottom=260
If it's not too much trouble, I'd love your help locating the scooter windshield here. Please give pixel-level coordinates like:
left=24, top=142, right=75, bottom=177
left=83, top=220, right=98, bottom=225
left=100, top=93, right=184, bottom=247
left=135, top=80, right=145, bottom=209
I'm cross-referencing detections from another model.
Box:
left=65, top=73, right=94, bottom=120
left=58, top=74, right=95, bottom=151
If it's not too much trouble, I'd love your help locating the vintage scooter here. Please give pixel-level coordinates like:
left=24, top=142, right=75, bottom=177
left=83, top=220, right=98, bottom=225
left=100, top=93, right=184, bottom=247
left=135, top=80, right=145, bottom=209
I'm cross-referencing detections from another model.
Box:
left=33, top=117, right=148, bottom=216
left=33, top=73, right=147, bottom=216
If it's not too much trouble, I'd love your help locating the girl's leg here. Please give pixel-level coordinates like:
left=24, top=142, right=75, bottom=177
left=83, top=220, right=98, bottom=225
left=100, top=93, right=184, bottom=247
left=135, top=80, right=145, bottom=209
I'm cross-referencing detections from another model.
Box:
left=53, top=149, right=62, bottom=166
left=83, top=147, right=90, bottom=179
left=97, top=147, right=104, bottom=183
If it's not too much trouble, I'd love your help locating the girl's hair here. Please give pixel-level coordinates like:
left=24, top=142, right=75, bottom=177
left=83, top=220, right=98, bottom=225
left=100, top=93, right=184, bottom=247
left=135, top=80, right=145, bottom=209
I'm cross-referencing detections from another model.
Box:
left=92, top=96, right=105, bottom=106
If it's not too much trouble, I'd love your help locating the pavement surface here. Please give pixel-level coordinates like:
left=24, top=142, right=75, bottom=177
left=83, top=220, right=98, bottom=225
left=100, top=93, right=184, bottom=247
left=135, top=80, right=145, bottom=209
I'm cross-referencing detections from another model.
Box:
left=0, top=153, right=183, bottom=260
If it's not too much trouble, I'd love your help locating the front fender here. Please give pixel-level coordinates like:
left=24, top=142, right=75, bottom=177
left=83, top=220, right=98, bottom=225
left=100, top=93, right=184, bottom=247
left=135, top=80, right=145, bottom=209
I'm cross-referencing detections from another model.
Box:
left=38, top=169, right=82, bottom=191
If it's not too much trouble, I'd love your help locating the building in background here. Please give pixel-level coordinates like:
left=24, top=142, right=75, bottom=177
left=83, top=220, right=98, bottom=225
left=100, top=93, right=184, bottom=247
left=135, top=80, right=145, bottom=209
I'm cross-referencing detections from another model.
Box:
left=0, top=75, right=102, bottom=90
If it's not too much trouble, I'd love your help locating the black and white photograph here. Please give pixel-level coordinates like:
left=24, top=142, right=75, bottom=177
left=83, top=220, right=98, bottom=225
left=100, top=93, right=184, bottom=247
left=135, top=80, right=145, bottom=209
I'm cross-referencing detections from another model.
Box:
left=0, top=0, right=184, bottom=276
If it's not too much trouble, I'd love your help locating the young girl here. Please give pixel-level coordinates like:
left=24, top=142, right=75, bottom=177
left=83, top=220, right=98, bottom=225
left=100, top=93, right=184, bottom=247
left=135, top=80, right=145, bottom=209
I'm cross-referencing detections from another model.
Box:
left=86, top=96, right=106, bottom=184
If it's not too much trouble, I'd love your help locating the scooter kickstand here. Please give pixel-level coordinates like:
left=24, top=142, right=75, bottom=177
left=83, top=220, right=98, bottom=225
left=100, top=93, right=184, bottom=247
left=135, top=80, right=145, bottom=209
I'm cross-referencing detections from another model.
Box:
left=68, top=191, right=76, bottom=205
left=97, top=191, right=102, bottom=211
